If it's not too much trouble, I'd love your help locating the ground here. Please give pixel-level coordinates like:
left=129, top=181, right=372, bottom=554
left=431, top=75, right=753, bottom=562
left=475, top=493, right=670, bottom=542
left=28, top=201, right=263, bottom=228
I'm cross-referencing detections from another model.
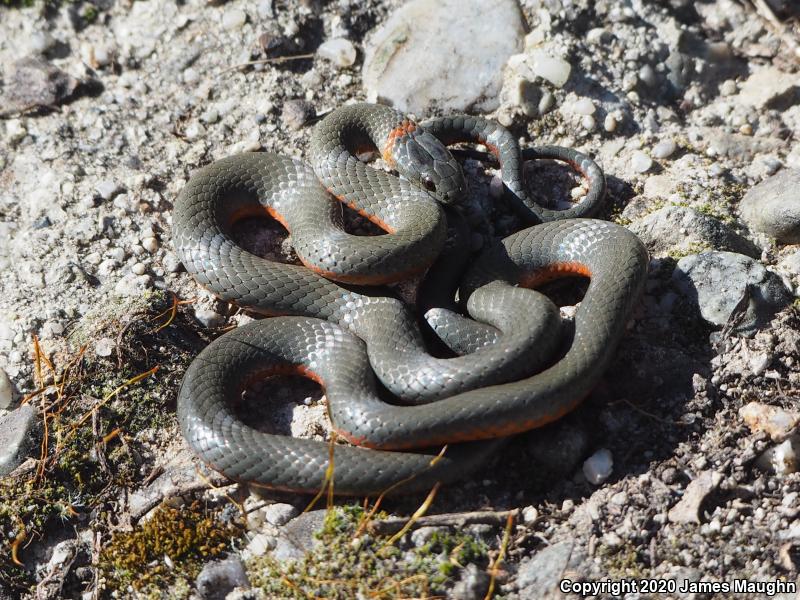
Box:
left=0, top=0, right=799, bottom=599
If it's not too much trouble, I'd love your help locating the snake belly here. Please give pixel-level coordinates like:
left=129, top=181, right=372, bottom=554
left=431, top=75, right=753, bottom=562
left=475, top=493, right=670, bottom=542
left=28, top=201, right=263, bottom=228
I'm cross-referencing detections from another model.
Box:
left=173, top=103, right=649, bottom=495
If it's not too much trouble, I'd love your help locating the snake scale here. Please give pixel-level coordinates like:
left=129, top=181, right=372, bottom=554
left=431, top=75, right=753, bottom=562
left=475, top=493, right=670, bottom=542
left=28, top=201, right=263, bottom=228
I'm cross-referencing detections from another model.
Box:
left=173, top=103, right=649, bottom=495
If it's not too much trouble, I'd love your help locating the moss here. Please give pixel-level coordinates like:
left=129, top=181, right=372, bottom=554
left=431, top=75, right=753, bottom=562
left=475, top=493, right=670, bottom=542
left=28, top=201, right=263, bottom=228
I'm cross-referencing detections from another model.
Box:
left=0, top=290, right=198, bottom=594
left=248, top=505, right=491, bottom=599
left=98, top=501, right=239, bottom=597
left=597, top=541, right=647, bottom=579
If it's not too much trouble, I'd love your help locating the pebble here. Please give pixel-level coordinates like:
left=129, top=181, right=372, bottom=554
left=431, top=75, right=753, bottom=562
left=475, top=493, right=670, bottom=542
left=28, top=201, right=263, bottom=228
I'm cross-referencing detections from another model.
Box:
left=630, top=151, right=653, bottom=173
left=720, top=79, right=737, bottom=96
left=29, top=30, right=56, bottom=54
left=281, top=99, right=316, bottom=130
left=672, top=252, right=792, bottom=336
left=95, top=180, right=122, bottom=201
left=513, top=78, right=543, bottom=117
left=581, top=115, right=596, bottom=131
left=638, top=64, right=657, bottom=88
left=652, top=139, right=677, bottom=159
left=603, top=114, right=618, bottom=132
left=450, top=563, right=490, bottom=600
left=95, top=337, right=115, bottom=358
left=740, top=169, right=800, bottom=244
left=572, top=97, right=595, bottom=116
left=317, top=38, right=357, bottom=68
left=243, top=532, right=276, bottom=559
left=0, top=368, right=13, bottom=409
left=757, top=436, right=800, bottom=475
left=363, top=0, right=525, bottom=113
left=163, top=252, right=182, bottom=273
left=739, top=402, right=800, bottom=442
left=521, top=505, right=538, bottom=524
left=142, top=237, right=159, bottom=253
left=516, top=541, right=577, bottom=597
left=131, top=262, right=147, bottom=276
left=529, top=49, right=571, bottom=88
left=194, top=307, right=226, bottom=329
left=5, top=57, right=79, bottom=114
left=262, top=503, right=299, bottom=527
left=538, top=90, right=555, bottom=114
left=222, top=9, right=247, bottom=31
left=0, top=404, right=38, bottom=476
left=195, top=556, right=249, bottom=600
left=410, top=526, right=442, bottom=548
left=583, top=448, right=613, bottom=485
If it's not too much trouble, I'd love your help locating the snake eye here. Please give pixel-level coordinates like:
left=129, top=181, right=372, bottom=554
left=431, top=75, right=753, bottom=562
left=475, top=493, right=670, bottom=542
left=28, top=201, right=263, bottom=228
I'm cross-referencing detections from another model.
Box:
left=421, top=175, right=436, bottom=192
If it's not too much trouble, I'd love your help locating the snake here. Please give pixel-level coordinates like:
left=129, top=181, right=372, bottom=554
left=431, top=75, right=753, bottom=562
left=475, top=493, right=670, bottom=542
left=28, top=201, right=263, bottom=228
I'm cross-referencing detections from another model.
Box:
left=173, top=103, right=649, bottom=495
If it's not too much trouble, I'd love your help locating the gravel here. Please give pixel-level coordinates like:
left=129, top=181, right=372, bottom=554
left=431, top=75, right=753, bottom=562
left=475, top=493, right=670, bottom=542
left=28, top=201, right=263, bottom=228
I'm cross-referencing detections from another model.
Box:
left=2, top=0, right=800, bottom=596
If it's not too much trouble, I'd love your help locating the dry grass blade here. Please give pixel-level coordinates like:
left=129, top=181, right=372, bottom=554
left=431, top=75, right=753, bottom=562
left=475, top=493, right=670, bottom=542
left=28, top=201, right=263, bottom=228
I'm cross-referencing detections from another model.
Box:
left=304, top=432, right=337, bottom=514
left=483, top=511, right=515, bottom=600
left=381, top=482, right=441, bottom=551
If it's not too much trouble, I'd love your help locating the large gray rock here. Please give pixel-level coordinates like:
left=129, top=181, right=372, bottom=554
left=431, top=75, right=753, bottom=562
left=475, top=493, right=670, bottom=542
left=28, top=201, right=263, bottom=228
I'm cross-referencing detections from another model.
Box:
left=672, top=252, right=792, bottom=336
left=271, top=510, right=327, bottom=562
left=516, top=541, right=584, bottom=599
left=0, top=404, right=38, bottom=476
left=740, top=169, right=800, bottom=244
left=363, top=0, right=524, bottom=114
left=629, top=206, right=759, bottom=258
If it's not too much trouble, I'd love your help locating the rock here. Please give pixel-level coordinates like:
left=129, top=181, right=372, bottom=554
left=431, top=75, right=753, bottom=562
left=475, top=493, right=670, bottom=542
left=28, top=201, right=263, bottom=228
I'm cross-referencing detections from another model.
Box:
left=527, top=49, right=571, bottom=88
left=95, top=180, right=122, bottom=201
left=630, top=151, right=653, bottom=173
left=0, top=404, right=38, bottom=476
left=516, top=541, right=579, bottom=598
left=668, top=471, right=722, bottom=524
left=672, top=252, right=792, bottom=336
left=652, top=139, right=677, bottom=159
left=450, top=563, right=490, bottom=600
left=583, top=448, right=613, bottom=485
left=757, top=435, right=800, bottom=475
left=628, top=206, right=759, bottom=258
left=740, top=169, right=800, bottom=244
left=242, top=532, right=276, bottom=559
left=221, top=9, right=247, bottom=31
left=510, top=79, right=543, bottom=118
left=95, top=337, right=114, bottom=357
left=739, top=402, right=800, bottom=442
left=281, top=99, right=315, bottom=130
left=572, top=97, right=595, bottom=116
left=262, top=503, right=298, bottom=527
left=521, top=506, right=538, bottom=524
left=195, top=556, right=249, bottom=600
left=363, top=0, right=524, bottom=113
left=3, top=56, right=80, bottom=114
left=317, top=38, right=357, bottom=68
left=194, top=307, right=225, bottom=329
left=410, top=526, right=443, bottom=548
left=0, top=368, right=14, bottom=409
left=271, top=510, right=326, bottom=562
left=738, top=66, right=799, bottom=110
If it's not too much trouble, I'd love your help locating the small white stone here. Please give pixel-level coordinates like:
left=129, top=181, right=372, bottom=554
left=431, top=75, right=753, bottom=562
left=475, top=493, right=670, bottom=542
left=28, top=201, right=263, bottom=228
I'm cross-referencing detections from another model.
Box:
left=222, top=9, right=247, bottom=30
left=194, top=307, right=225, bottom=329
left=573, top=97, right=595, bottom=116
left=630, top=151, right=653, bottom=173
left=521, top=505, right=538, bottom=524
left=95, top=180, right=121, bottom=200
left=529, top=49, right=571, bottom=88
left=131, top=262, right=147, bottom=276
left=720, top=79, right=737, bottom=96
left=652, top=139, right=677, bottom=159
left=583, top=448, right=613, bottom=485
left=95, top=337, right=115, bottom=358
left=262, top=503, right=299, bottom=526
left=0, top=369, right=13, bottom=409
left=317, top=38, right=357, bottom=68
left=538, top=90, right=555, bottom=114
left=603, top=114, right=618, bottom=133
left=581, top=115, right=596, bottom=131
left=142, top=237, right=159, bottom=253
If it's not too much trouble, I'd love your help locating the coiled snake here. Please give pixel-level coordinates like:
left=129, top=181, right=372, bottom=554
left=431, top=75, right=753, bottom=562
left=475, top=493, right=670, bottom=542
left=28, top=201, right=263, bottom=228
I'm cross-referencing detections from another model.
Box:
left=173, top=103, right=648, bottom=495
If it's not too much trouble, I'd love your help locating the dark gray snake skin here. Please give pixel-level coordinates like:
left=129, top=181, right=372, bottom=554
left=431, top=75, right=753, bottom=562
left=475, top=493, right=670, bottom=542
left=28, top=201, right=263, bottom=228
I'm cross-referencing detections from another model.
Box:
left=174, top=103, right=649, bottom=495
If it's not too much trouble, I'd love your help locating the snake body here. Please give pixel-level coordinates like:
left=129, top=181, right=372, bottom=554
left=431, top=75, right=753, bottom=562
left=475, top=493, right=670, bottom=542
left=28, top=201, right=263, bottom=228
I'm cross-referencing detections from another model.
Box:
left=174, top=103, right=648, bottom=495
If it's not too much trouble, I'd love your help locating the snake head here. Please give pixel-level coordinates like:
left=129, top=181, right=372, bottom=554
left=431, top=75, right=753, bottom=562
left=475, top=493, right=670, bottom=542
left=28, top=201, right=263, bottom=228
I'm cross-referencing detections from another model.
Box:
left=396, top=129, right=466, bottom=205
